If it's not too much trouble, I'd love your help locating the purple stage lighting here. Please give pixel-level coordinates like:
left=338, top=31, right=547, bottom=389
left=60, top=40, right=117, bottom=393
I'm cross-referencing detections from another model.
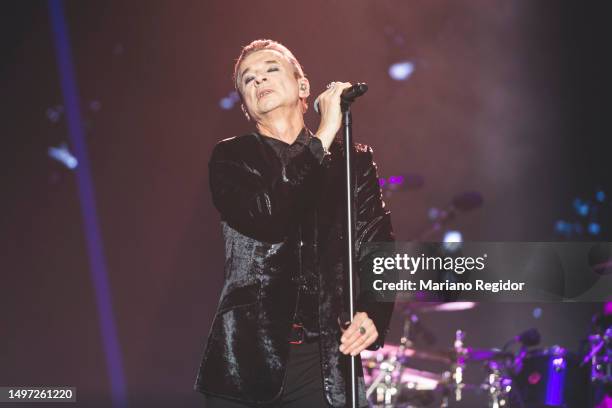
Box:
left=532, top=307, right=543, bottom=319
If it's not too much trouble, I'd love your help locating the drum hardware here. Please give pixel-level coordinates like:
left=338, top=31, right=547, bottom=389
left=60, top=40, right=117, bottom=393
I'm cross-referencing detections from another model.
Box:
left=512, top=346, right=529, bottom=377
left=582, top=327, right=611, bottom=384
left=448, top=329, right=519, bottom=408
left=363, top=311, right=414, bottom=406
left=512, top=345, right=589, bottom=408
left=480, top=360, right=512, bottom=408
left=362, top=345, right=453, bottom=366
left=363, top=348, right=445, bottom=407
left=365, top=354, right=399, bottom=406
left=400, top=348, right=453, bottom=365
left=450, top=330, right=467, bottom=403
left=364, top=303, right=485, bottom=407
left=365, top=305, right=452, bottom=407
left=401, top=307, right=438, bottom=346
left=361, top=306, right=611, bottom=407
left=459, top=348, right=514, bottom=362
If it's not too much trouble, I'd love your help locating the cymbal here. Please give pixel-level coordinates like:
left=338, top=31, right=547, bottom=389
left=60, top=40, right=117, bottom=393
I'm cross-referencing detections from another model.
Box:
left=363, top=365, right=445, bottom=391
left=460, top=347, right=514, bottom=361
left=361, top=344, right=513, bottom=364
left=361, top=344, right=453, bottom=364
left=397, top=301, right=477, bottom=313
left=400, top=367, right=443, bottom=390
left=402, top=347, right=453, bottom=364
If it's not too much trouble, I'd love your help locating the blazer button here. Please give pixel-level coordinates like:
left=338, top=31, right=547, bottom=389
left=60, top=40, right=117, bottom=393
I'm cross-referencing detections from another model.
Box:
left=299, top=240, right=304, bottom=247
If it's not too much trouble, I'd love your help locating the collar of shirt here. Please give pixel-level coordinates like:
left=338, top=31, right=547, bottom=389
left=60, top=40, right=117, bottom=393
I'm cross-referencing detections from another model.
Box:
left=258, top=127, right=312, bottom=156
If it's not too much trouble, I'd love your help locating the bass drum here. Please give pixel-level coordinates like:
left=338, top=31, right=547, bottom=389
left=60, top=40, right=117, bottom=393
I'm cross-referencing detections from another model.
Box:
left=512, top=346, right=589, bottom=408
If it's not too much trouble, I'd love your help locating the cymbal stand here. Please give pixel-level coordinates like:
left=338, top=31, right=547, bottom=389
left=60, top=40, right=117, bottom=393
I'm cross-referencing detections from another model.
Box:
left=366, top=309, right=420, bottom=405
left=451, top=330, right=467, bottom=403
left=397, top=310, right=420, bottom=401
left=482, top=360, right=512, bottom=408
left=583, top=326, right=611, bottom=384
left=365, top=357, right=398, bottom=406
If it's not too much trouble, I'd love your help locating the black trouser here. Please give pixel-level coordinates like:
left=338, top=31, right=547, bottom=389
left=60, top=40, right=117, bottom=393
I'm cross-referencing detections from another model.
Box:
left=205, top=342, right=329, bottom=408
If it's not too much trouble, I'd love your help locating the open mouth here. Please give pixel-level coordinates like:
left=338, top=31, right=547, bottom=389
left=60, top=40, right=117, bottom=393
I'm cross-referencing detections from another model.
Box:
left=258, top=89, right=273, bottom=100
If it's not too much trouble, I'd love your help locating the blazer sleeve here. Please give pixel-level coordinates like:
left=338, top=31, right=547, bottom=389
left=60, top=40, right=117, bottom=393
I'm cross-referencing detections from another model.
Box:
left=209, top=137, right=325, bottom=243
left=354, top=145, right=396, bottom=350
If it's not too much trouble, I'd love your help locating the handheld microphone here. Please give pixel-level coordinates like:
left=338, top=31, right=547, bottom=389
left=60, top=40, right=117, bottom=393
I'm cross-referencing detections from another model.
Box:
left=314, top=83, right=368, bottom=114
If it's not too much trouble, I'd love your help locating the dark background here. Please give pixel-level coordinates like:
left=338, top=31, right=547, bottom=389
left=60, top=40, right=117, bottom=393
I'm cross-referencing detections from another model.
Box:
left=2, top=1, right=611, bottom=406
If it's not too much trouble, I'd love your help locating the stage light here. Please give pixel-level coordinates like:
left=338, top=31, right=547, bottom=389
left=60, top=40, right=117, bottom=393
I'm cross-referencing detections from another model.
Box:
left=555, top=220, right=570, bottom=234
left=229, top=91, right=240, bottom=101
left=596, top=190, right=605, bottom=202
left=573, top=198, right=589, bottom=216
left=443, top=230, right=463, bottom=252
left=379, top=173, right=423, bottom=192
left=532, top=307, right=542, bottom=319
left=388, top=175, right=403, bottom=184
left=428, top=207, right=440, bottom=221
left=48, top=144, right=78, bottom=169
left=219, top=97, right=233, bottom=110
left=388, top=61, right=415, bottom=81
left=588, top=222, right=601, bottom=235
left=219, top=91, right=241, bottom=110
left=46, top=105, right=64, bottom=123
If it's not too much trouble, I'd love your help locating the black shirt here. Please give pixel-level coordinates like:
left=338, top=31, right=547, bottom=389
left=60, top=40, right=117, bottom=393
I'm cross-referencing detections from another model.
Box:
left=258, top=128, right=325, bottom=340
left=258, top=127, right=326, bottom=165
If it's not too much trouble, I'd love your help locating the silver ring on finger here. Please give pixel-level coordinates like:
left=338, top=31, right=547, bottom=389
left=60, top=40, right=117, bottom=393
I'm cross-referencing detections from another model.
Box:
left=326, top=82, right=336, bottom=89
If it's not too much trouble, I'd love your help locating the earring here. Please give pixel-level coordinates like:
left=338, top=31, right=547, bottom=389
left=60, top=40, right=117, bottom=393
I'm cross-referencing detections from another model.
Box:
left=241, top=104, right=251, bottom=121
left=300, top=84, right=306, bottom=91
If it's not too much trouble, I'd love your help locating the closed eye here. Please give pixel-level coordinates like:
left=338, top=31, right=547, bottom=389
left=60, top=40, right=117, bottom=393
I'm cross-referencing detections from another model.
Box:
left=243, top=66, right=280, bottom=85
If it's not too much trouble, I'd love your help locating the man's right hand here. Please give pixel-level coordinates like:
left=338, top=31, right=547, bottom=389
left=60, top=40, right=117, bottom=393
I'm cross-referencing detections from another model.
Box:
left=314, top=81, right=353, bottom=151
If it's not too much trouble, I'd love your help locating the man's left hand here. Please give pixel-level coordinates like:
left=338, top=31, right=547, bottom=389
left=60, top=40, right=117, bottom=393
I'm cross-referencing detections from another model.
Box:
left=339, top=312, right=378, bottom=356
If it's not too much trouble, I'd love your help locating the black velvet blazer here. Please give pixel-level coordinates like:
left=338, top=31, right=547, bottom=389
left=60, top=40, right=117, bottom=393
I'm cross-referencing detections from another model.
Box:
left=194, top=131, right=394, bottom=407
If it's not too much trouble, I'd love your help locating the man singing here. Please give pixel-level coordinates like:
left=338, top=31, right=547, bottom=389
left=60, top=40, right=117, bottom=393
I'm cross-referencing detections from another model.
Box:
left=195, top=39, right=394, bottom=407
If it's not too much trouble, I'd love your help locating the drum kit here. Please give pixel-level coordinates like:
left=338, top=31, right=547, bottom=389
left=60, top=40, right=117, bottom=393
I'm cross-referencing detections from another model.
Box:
left=361, top=303, right=612, bottom=407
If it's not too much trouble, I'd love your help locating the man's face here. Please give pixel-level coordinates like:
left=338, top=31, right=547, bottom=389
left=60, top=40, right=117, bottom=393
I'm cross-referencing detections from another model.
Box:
left=237, top=50, right=307, bottom=121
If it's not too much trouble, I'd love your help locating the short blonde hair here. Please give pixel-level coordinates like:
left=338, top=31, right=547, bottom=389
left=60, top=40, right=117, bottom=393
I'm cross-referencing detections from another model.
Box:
left=233, top=39, right=308, bottom=112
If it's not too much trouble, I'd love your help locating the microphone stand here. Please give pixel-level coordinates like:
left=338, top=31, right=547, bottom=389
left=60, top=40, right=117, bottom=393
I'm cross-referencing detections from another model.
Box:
left=342, top=98, right=358, bottom=408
